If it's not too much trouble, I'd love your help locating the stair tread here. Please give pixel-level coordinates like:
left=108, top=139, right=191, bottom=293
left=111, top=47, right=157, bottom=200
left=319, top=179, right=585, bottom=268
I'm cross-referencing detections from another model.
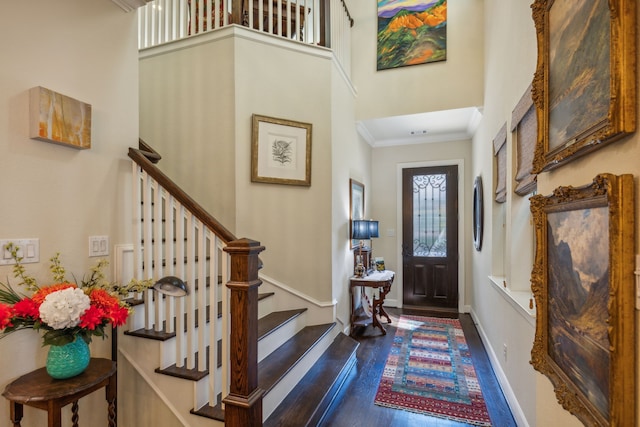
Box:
left=258, top=322, right=335, bottom=394
left=155, top=347, right=210, bottom=381
left=264, top=333, right=359, bottom=427
left=193, top=322, right=337, bottom=422
left=125, top=292, right=275, bottom=340
left=258, top=308, right=307, bottom=341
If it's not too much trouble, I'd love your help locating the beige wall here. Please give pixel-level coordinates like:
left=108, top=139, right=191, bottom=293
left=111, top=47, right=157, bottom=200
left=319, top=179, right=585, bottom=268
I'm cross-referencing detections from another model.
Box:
left=233, top=33, right=335, bottom=302
left=474, top=0, right=640, bottom=426
left=139, top=32, right=237, bottom=230
left=0, top=1, right=139, bottom=426
left=349, top=0, right=484, bottom=120
left=371, top=140, right=472, bottom=309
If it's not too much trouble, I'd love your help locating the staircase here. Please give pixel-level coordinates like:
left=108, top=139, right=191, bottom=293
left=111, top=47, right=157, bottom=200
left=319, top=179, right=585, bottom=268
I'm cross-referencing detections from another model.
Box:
left=120, top=142, right=358, bottom=426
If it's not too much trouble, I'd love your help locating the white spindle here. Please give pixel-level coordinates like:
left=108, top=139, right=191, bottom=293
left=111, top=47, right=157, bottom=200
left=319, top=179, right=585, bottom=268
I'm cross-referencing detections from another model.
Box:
left=175, top=203, right=186, bottom=368
left=208, top=238, right=220, bottom=407
left=164, top=194, right=176, bottom=334
left=197, top=227, right=208, bottom=372
left=153, top=184, right=165, bottom=332
left=186, top=214, right=197, bottom=369
left=142, top=172, right=155, bottom=330
left=220, top=244, right=230, bottom=408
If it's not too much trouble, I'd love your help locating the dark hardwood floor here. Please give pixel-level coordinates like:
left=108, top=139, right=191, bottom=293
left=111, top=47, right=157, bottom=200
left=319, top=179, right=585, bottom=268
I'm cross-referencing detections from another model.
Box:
left=320, top=307, right=517, bottom=427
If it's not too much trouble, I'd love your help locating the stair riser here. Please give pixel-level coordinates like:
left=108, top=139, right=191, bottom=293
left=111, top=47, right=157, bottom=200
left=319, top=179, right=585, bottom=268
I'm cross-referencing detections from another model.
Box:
left=258, top=312, right=307, bottom=363
left=262, top=327, right=336, bottom=420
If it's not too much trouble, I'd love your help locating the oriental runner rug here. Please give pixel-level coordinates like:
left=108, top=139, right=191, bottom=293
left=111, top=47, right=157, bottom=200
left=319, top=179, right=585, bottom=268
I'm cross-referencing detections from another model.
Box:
left=374, top=315, right=492, bottom=426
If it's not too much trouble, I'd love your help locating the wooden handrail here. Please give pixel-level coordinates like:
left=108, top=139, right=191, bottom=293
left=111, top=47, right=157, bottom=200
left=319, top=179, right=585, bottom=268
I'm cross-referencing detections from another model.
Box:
left=340, top=0, right=354, bottom=27
left=128, top=145, right=237, bottom=244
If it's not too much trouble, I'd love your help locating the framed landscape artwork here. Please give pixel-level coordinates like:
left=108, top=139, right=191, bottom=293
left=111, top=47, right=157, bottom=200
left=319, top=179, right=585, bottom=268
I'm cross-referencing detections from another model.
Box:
left=251, top=114, right=312, bottom=186
left=377, top=0, right=447, bottom=70
left=530, top=0, right=636, bottom=173
left=529, top=173, right=635, bottom=426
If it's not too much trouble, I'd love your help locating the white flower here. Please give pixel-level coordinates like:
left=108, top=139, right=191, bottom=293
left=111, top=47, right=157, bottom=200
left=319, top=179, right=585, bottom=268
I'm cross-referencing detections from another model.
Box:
left=39, top=288, right=91, bottom=330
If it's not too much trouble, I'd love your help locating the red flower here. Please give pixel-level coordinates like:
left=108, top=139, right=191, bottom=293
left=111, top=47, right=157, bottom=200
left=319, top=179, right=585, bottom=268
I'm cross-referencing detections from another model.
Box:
left=13, top=298, right=39, bottom=319
left=89, top=289, right=120, bottom=310
left=109, top=305, right=130, bottom=327
left=0, top=303, right=14, bottom=330
left=32, top=283, right=77, bottom=304
left=78, top=305, right=105, bottom=330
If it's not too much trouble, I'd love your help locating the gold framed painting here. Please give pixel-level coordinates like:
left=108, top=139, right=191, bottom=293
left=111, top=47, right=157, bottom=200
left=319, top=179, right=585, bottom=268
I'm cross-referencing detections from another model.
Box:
left=529, top=173, right=635, bottom=426
left=251, top=114, right=312, bottom=186
left=530, top=0, right=636, bottom=173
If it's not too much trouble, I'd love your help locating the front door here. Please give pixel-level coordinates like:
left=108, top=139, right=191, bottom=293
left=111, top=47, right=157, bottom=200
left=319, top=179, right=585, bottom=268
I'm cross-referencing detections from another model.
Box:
left=402, top=165, right=458, bottom=310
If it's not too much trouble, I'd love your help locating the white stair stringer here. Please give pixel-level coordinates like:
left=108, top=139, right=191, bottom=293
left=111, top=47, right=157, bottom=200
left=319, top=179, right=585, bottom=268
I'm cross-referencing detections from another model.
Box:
left=119, top=332, right=223, bottom=427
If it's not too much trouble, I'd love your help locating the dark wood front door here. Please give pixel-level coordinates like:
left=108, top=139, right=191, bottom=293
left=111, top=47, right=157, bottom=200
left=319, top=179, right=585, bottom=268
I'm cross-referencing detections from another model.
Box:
left=402, top=165, right=458, bottom=310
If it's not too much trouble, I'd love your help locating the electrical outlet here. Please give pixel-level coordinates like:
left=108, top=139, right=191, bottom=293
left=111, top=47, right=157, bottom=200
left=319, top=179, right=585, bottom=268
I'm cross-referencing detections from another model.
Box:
left=503, top=344, right=508, bottom=362
left=0, top=239, right=40, bottom=265
left=89, top=236, right=109, bottom=257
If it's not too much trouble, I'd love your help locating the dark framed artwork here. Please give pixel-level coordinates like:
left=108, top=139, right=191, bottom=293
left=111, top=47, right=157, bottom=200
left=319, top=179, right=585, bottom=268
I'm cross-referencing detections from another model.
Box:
left=529, top=173, right=635, bottom=426
left=472, top=176, right=483, bottom=251
left=349, top=179, right=364, bottom=249
left=530, top=0, right=636, bottom=173
left=251, top=114, right=312, bottom=186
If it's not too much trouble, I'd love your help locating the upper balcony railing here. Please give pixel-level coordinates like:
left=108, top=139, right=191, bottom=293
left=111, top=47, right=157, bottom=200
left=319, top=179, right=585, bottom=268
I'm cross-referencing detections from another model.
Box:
left=138, top=0, right=353, bottom=76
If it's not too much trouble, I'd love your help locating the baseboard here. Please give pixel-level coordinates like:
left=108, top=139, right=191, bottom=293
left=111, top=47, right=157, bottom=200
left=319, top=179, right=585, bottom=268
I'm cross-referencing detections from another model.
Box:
left=470, top=309, right=530, bottom=427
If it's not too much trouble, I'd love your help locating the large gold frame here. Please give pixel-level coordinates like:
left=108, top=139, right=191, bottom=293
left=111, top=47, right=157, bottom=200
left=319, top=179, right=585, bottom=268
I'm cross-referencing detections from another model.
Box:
left=530, top=174, right=635, bottom=426
left=531, top=0, right=636, bottom=173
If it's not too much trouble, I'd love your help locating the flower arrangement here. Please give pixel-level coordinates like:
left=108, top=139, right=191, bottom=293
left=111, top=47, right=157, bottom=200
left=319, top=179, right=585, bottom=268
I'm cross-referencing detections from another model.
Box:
left=0, top=243, right=153, bottom=346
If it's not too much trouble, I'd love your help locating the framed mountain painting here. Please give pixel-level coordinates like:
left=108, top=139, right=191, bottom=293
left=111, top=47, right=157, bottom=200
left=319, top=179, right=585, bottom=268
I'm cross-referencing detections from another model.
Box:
left=377, top=0, right=447, bottom=70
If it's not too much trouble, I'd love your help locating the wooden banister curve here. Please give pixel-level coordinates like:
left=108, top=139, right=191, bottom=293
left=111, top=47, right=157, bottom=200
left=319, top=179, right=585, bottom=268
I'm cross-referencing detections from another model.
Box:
left=128, top=144, right=237, bottom=244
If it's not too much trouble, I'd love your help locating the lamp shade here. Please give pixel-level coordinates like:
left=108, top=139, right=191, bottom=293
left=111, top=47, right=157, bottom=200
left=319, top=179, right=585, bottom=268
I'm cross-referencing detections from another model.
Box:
left=352, top=220, right=371, bottom=239
left=368, top=220, right=379, bottom=238
left=153, top=276, right=188, bottom=297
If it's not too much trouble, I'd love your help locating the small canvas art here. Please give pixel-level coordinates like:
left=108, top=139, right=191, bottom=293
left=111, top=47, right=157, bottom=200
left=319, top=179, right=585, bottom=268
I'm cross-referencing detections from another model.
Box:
left=29, top=86, right=91, bottom=149
left=377, top=0, right=447, bottom=70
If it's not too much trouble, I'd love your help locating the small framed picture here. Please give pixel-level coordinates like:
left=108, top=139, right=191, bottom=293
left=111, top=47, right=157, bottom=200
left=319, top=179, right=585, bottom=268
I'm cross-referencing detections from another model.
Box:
left=251, top=114, right=312, bottom=186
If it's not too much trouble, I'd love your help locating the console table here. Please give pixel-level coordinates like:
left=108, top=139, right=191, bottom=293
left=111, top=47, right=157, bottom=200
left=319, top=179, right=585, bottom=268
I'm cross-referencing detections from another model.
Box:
left=2, top=358, right=117, bottom=427
left=349, top=270, right=394, bottom=336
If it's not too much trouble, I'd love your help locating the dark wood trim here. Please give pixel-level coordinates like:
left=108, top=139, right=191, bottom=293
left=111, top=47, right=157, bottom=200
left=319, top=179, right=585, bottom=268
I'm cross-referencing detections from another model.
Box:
left=223, top=239, right=266, bottom=427
left=128, top=146, right=237, bottom=244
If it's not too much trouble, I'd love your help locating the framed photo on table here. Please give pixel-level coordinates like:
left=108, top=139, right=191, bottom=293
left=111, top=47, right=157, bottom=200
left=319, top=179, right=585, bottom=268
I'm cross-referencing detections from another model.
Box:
left=530, top=0, right=636, bottom=173
left=251, top=114, right=312, bottom=186
left=349, top=179, right=364, bottom=249
left=529, top=173, right=635, bottom=426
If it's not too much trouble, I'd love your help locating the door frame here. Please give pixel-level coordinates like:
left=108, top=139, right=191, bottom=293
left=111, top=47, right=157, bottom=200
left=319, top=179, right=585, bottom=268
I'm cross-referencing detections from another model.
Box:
left=395, top=159, right=467, bottom=313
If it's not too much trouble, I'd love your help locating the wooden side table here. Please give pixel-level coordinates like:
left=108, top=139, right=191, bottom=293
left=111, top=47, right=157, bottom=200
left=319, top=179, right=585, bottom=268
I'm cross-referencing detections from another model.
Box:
left=350, top=270, right=395, bottom=335
left=2, top=358, right=117, bottom=427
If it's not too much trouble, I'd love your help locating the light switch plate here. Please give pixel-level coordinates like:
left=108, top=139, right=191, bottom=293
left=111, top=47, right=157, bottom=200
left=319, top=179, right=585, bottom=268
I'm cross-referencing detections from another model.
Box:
left=89, top=236, right=109, bottom=257
left=0, top=239, right=40, bottom=265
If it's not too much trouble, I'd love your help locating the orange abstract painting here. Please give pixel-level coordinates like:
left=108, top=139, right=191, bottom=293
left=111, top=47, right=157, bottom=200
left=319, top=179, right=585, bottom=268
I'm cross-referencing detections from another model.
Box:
left=29, top=86, right=91, bottom=149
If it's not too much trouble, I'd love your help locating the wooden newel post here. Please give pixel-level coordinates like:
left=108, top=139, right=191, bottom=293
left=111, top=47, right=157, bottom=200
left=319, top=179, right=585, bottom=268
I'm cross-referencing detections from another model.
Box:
left=223, top=238, right=265, bottom=427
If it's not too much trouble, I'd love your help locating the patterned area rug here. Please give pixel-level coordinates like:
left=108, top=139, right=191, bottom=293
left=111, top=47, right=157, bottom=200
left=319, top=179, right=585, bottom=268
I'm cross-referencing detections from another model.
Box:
left=374, top=315, right=492, bottom=426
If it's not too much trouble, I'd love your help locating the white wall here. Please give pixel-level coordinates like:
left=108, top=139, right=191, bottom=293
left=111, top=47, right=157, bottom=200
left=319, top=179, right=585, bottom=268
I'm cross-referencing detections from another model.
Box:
left=0, top=1, right=139, bottom=426
left=475, top=0, right=640, bottom=426
left=371, top=140, right=472, bottom=309
left=349, top=0, right=484, bottom=120
left=139, top=31, right=237, bottom=230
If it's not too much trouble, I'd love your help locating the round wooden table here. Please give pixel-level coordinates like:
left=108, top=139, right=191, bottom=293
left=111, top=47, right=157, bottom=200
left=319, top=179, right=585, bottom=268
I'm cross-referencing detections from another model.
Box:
left=2, top=358, right=117, bottom=427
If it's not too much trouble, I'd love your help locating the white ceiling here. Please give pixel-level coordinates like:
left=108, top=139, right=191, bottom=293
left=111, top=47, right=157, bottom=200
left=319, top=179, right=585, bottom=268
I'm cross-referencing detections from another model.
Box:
left=356, top=106, right=483, bottom=147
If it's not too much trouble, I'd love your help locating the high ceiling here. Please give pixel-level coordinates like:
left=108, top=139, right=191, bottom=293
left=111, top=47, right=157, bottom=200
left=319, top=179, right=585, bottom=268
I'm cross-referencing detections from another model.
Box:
left=356, top=107, right=483, bottom=147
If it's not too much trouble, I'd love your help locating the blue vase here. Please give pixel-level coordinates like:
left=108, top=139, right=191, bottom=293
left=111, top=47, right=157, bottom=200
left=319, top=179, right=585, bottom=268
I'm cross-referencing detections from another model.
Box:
left=46, top=338, right=91, bottom=379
